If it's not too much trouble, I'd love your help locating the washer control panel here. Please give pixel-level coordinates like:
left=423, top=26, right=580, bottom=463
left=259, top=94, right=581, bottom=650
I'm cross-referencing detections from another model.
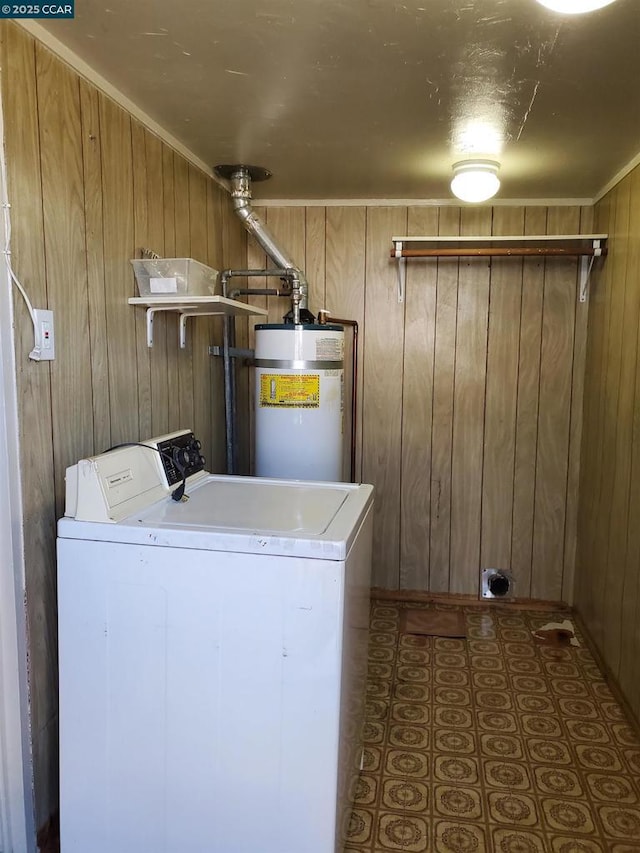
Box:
left=155, top=431, right=206, bottom=487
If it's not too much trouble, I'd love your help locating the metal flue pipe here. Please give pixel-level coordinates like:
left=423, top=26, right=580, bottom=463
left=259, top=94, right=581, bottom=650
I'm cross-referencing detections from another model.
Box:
left=214, top=164, right=309, bottom=325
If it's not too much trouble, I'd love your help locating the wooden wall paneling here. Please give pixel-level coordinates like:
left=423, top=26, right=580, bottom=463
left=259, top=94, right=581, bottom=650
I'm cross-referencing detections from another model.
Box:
left=575, top=193, right=614, bottom=631
left=620, top=167, right=640, bottom=708
left=599, top=179, right=633, bottom=668
left=173, top=156, right=195, bottom=433
left=305, top=207, right=326, bottom=318
left=481, top=207, right=524, bottom=581
left=36, top=44, right=93, bottom=515
left=1, top=22, right=58, bottom=825
left=144, top=130, right=169, bottom=438
left=362, top=207, right=407, bottom=588
left=511, top=207, right=547, bottom=597
left=600, top=173, right=636, bottom=674
left=223, top=202, right=251, bottom=473
left=131, top=121, right=152, bottom=440
left=206, top=180, right=227, bottom=474
left=305, top=207, right=340, bottom=469
left=429, top=206, right=460, bottom=592
left=400, top=206, right=438, bottom=590
left=580, top=189, right=618, bottom=646
left=629, top=482, right=640, bottom=715
left=265, top=207, right=306, bottom=325
left=98, top=93, right=138, bottom=445
left=561, top=205, right=592, bottom=605
left=325, top=207, right=366, bottom=482
left=162, top=146, right=181, bottom=433
left=531, top=206, right=580, bottom=600
left=243, top=205, right=268, bottom=474
left=188, top=165, right=213, bottom=456
left=79, top=81, right=111, bottom=453
left=450, top=206, right=492, bottom=594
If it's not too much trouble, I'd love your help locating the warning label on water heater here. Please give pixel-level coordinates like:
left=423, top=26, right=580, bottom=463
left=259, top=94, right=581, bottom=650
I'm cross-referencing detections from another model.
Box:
left=260, top=374, right=320, bottom=408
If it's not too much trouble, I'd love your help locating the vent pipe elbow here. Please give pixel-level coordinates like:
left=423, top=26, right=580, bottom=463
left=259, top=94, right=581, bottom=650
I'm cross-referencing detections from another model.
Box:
left=215, top=164, right=309, bottom=320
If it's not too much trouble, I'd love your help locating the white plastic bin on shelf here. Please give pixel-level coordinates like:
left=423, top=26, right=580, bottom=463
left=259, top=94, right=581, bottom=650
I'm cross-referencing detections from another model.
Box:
left=130, top=258, right=219, bottom=297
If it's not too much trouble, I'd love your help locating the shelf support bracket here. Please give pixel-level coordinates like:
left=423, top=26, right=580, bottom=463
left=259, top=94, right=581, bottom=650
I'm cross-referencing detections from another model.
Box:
left=178, top=312, right=219, bottom=349
left=394, top=240, right=406, bottom=303
left=579, top=239, right=602, bottom=303
left=144, top=306, right=178, bottom=348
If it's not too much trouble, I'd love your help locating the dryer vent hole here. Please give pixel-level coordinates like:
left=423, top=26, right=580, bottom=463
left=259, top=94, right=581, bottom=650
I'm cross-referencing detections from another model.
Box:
left=482, top=569, right=513, bottom=599
left=489, top=573, right=510, bottom=597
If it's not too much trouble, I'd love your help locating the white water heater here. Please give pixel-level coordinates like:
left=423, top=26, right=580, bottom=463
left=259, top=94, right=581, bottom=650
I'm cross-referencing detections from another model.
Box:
left=254, top=324, right=344, bottom=481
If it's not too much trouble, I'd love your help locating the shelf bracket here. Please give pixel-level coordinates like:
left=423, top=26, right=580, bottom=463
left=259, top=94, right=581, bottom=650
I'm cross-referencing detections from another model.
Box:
left=579, top=239, right=602, bottom=303
left=394, top=240, right=406, bottom=303
left=178, top=312, right=219, bottom=349
left=144, top=306, right=179, bottom=347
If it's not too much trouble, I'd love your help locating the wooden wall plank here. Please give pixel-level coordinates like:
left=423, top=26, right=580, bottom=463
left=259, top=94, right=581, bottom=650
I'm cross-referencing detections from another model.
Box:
left=450, top=206, right=492, bottom=594
left=594, top=181, right=632, bottom=667
left=561, top=204, right=593, bottom=604
left=362, top=207, right=407, bottom=587
left=242, top=205, right=267, bottom=474
left=173, top=156, right=194, bottom=433
left=266, top=207, right=306, bottom=325
left=144, top=130, right=169, bottom=438
left=162, top=146, right=181, bottom=433
left=481, top=207, right=524, bottom=580
left=188, top=165, right=212, bottom=456
left=511, top=207, right=547, bottom=597
left=531, top=206, right=580, bottom=600
left=601, top=174, right=636, bottom=672
left=619, top=166, right=640, bottom=708
left=79, top=81, right=111, bottom=453
left=325, top=207, right=366, bottom=482
left=223, top=199, right=251, bottom=473
left=400, top=206, right=438, bottom=590
left=429, top=206, right=460, bottom=592
left=1, top=22, right=58, bottom=826
left=131, top=121, right=152, bottom=439
left=305, top=207, right=326, bottom=319
left=575, top=193, right=614, bottom=634
left=583, top=188, right=620, bottom=648
left=37, top=44, right=93, bottom=516
left=98, top=93, right=137, bottom=445
left=206, top=180, right=227, bottom=474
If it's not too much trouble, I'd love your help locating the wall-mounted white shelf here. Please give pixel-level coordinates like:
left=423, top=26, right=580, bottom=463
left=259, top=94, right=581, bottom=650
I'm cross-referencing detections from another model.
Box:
left=129, top=295, right=268, bottom=348
left=390, top=234, right=608, bottom=304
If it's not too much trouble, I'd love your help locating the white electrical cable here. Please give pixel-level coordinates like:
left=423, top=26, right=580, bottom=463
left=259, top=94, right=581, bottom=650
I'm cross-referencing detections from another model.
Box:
left=0, top=80, right=40, bottom=360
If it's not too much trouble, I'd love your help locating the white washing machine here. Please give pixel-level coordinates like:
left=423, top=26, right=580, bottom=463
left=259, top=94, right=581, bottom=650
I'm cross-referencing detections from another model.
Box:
left=57, top=431, right=373, bottom=853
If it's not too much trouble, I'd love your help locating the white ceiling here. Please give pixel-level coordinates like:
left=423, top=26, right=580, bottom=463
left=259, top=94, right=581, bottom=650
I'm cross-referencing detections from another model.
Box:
left=38, top=0, right=640, bottom=201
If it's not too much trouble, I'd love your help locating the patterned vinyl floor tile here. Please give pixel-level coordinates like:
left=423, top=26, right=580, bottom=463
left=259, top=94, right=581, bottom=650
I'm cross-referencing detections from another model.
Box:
left=346, top=601, right=640, bottom=853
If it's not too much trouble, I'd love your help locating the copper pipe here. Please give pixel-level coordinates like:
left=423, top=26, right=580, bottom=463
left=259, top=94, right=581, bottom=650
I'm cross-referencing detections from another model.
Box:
left=318, top=311, right=358, bottom=483
left=389, top=247, right=607, bottom=259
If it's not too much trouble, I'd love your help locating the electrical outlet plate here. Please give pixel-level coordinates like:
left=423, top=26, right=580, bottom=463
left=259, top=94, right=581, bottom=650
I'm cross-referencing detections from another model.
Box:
left=30, top=308, right=55, bottom=361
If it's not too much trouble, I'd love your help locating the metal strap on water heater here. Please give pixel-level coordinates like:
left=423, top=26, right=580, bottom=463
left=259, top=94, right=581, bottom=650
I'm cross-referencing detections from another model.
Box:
left=254, top=358, right=344, bottom=370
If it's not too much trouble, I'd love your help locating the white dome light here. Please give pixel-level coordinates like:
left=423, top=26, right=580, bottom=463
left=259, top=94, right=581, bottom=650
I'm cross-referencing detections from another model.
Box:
left=450, top=160, right=500, bottom=203
left=536, top=0, right=617, bottom=13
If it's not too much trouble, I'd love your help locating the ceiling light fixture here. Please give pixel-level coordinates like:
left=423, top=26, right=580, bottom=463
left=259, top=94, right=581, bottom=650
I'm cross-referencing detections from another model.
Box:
left=450, top=160, right=500, bottom=203
left=535, top=0, right=617, bottom=13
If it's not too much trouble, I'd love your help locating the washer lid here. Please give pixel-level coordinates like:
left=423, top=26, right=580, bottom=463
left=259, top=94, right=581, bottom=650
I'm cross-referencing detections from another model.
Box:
left=57, top=474, right=374, bottom=560
left=143, top=477, right=350, bottom=534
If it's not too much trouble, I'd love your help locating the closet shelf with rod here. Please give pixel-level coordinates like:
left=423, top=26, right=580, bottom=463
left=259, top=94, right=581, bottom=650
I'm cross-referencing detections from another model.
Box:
left=390, top=234, right=608, bottom=304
